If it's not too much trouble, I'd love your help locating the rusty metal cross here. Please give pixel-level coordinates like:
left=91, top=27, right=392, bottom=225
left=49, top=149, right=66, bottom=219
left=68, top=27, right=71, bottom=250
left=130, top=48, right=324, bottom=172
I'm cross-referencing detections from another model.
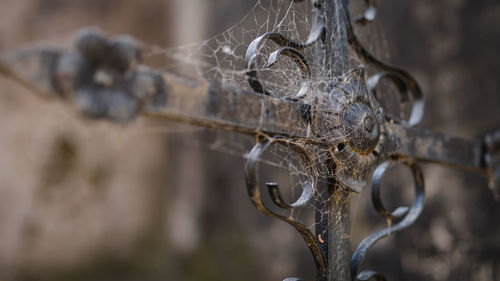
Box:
left=0, top=0, right=498, bottom=281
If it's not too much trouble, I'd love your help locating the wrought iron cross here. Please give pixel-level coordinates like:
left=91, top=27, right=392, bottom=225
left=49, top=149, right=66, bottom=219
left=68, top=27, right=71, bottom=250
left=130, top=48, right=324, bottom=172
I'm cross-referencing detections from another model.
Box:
left=0, top=0, right=498, bottom=280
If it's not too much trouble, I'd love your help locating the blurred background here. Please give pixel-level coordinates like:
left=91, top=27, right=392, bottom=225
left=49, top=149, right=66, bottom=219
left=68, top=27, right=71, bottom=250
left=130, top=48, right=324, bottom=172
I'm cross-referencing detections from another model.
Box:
left=0, top=0, right=499, bottom=281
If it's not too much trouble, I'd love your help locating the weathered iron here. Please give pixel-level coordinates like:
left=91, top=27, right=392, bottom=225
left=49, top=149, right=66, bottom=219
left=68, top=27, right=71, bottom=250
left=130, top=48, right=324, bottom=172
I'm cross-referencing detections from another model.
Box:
left=0, top=0, right=498, bottom=281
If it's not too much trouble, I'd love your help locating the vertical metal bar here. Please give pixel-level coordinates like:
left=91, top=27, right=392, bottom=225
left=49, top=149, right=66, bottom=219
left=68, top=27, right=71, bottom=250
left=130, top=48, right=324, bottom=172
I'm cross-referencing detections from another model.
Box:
left=327, top=180, right=351, bottom=281
left=314, top=1, right=352, bottom=281
left=315, top=0, right=350, bottom=77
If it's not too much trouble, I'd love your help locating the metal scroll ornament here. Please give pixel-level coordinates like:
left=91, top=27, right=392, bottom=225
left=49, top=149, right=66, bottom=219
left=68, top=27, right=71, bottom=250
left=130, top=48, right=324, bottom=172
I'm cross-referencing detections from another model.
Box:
left=244, top=0, right=426, bottom=280
left=347, top=3, right=427, bottom=279
left=244, top=1, right=325, bottom=100
left=351, top=160, right=425, bottom=281
left=245, top=136, right=328, bottom=280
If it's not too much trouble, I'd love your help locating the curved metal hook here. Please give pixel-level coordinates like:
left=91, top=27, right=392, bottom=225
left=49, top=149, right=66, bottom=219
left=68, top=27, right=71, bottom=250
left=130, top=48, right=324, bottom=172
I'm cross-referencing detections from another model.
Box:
left=244, top=137, right=327, bottom=279
left=245, top=34, right=317, bottom=99
left=367, top=71, right=425, bottom=126
left=371, top=161, right=411, bottom=220
left=266, top=47, right=312, bottom=100
left=245, top=2, right=324, bottom=99
left=267, top=179, right=314, bottom=209
left=356, top=270, right=386, bottom=281
left=351, top=160, right=425, bottom=281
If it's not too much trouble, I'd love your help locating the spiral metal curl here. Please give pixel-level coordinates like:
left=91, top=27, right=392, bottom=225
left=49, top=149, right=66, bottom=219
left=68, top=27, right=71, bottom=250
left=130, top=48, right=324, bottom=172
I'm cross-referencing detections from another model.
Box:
left=245, top=1, right=325, bottom=100
left=346, top=4, right=427, bottom=279
left=343, top=1, right=424, bottom=126
left=244, top=136, right=328, bottom=280
left=351, top=160, right=425, bottom=281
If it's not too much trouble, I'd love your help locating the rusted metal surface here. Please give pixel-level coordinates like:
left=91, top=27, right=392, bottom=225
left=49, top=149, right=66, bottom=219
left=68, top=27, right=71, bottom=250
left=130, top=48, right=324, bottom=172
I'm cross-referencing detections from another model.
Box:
left=0, top=32, right=310, bottom=138
left=148, top=76, right=310, bottom=139
left=317, top=1, right=352, bottom=280
left=0, top=37, right=491, bottom=176
left=382, top=124, right=484, bottom=171
left=327, top=183, right=351, bottom=281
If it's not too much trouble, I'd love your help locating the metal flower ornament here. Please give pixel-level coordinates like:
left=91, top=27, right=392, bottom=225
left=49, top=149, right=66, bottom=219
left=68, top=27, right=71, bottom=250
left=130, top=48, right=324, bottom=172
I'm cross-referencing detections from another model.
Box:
left=0, top=0, right=498, bottom=281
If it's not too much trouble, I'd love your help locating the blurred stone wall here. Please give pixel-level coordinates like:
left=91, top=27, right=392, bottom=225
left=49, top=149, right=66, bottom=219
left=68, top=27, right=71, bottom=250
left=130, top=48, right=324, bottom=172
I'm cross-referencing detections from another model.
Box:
left=0, top=1, right=499, bottom=281
left=0, top=1, right=173, bottom=280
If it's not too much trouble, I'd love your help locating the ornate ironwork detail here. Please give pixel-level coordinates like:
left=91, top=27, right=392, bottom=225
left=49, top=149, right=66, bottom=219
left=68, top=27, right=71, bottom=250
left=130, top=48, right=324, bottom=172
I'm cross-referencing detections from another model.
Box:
left=65, top=28, right=168, bottom=122
left=245, top=0, right=325, bottom=100
left=343, top=1, right=424, bottom=126
left=0, top=0, right=498, bottom=280
left=1, top=27, right=168, bottom=123
left=244, top=135, right=328, bottom=280
left=351, top=160, right=425, bottom=281
left=242, top=1, right=428, bottom=280
left=345, top=2, right=427, bottom=279
left=243, top=1, right=429, bottom=280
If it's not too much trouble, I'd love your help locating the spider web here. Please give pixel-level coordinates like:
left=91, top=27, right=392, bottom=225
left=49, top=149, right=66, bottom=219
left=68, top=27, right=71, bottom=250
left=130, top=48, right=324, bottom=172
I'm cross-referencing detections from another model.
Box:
left=4, top=0, right=399, bottom=262
left=136, top=0, right=387, bottom=234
